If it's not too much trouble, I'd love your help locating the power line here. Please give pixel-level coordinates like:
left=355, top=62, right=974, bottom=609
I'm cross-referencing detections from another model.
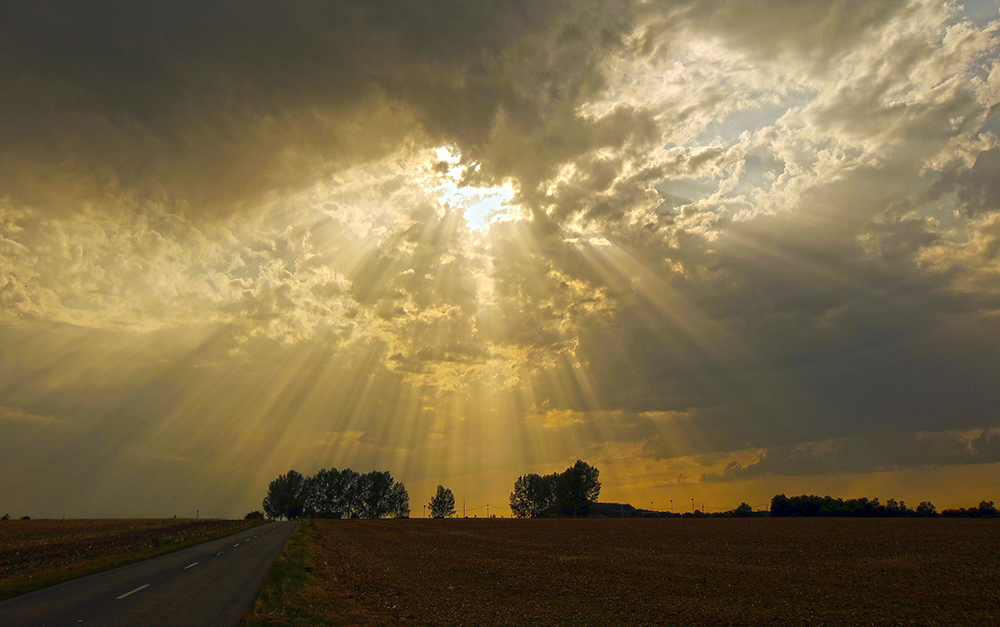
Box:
left=461, top=502, right=510, bottom=517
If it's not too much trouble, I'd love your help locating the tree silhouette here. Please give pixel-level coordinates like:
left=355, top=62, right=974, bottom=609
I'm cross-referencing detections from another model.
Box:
left=334, top=468, right=363, bottom=518
left=770, top=494, right=960, bottom=517
left=267, top=467, right=408, bottom=519
left=359, top=470, right=395, bottom=519
left=388, top=481, right=411, bottom=518
left=429, top=485, right=456, bottom=518
left=509, top=460, right=601, bottom=518
left=305, top=467, right=352, bottom=517
left=978, top=500, right=999, bottom=517
left=556, top=460, right=601, bottom=516
left=262, top=469, right=306, bottom=519
left=510, top=473, right=554, bottom=518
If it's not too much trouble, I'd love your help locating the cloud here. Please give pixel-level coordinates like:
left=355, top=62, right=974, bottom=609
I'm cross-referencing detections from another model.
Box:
left=667, top=0, right=910, bottom=70
left=3, top=0, right=1000, bottom=516
left=0, top=405, right=63, bottom=427
left=0, top=0, right=647, bottom=216
left=933, top=147, right=1000, bottom=215
left=701, top=428, right=1000, bottom=481
left=972, top=213, right=1000, bottom=260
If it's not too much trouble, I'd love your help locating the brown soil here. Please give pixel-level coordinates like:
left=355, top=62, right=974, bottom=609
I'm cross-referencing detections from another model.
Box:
left=0, top=518, right=249, bottom=582
left=308, top=517, right=1000, bottom=626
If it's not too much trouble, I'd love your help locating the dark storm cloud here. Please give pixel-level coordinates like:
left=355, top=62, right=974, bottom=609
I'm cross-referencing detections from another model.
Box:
left=701, top=428, right=1000, bottom=481
left=930, top=147, right=1000, bottom=216
left=0, top=0, right=638, bottom=214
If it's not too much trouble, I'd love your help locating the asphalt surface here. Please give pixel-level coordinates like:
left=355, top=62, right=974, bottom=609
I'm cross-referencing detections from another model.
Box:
left=0, top=520, right=297, bottom=627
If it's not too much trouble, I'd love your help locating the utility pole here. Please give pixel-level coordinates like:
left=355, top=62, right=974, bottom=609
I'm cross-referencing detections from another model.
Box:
left=487, top=504, right=490, bottom=518
left=464, top=500, right=466, bottom=518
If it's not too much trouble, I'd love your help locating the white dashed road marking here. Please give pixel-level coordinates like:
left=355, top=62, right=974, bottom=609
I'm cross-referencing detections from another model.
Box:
left=116, top=584, right=149, bottom=600
left=185, top=562, right=199, bottom=569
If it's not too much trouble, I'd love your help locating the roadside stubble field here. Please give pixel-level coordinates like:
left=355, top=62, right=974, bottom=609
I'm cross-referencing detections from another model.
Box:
left=0, top=518, right=253, bottom=599
left=304, top=518, right=1000, bottom=626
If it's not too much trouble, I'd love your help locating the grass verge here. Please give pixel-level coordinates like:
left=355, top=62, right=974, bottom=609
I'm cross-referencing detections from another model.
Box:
left=241, top=520, right=340, bottom=627
left=0, top=520, right=266, bottom=602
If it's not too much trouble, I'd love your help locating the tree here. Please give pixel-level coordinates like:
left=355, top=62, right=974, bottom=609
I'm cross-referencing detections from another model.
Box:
left=335, top=468, right=363, bottom=518
left=510, top=473, right=554, bottom=518
left=262, top=470, right=306, bottom=520
left=915, top=501, right=936, bottom=517
left=264, top=466, right=409, bottom=519
left=245, top=510, right=264, bottom=520
left=304, top=467, right=338, bottom=516
left=977, top=500, right=999, bottom=518
left=302, top=467, right=408, bottom=519
left=359, top=470, right=395, bottom=519
left=509, top=461, right=601, bottom=518
left=304, top=467, right=363, bottom=518
left=555, top=460, right=601, bottom=516
left=732, top=502, right=753, bottom=517
left=885, top=499, right=910, bottom=516
left=388, top=481, right=410, bottom=518
left=428, top=485, right=456, bottom=518
left=770, top=494, right=792, bottom=517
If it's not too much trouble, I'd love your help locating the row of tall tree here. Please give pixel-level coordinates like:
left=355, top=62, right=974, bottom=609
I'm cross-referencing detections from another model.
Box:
left=263, top=468, right=410, bottom=519
left=939, top=501, right=999, bottom=518
left=509, top=460, right=601, bottom=517
left=771, top=494, right=1000, bottom=517
left=770, top=494, right=937, bottom=517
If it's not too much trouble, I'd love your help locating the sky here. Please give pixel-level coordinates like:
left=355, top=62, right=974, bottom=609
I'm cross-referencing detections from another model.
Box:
left=2, top=0, right=1000, bottom=519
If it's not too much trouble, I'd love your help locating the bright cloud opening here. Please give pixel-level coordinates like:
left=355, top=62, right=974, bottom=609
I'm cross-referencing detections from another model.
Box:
left=430, top=146, right=519, bottom=231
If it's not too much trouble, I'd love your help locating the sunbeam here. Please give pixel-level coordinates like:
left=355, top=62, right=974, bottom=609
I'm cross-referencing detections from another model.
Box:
left=3, top=1, right=1000, bottom=518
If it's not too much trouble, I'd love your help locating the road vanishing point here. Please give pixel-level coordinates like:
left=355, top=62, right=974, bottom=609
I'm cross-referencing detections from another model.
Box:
left=0, top=520, right=296, bottom=627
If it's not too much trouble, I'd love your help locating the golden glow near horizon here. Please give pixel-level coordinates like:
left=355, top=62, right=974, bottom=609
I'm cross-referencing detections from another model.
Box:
left=2, top=1, right=1000, bottom=518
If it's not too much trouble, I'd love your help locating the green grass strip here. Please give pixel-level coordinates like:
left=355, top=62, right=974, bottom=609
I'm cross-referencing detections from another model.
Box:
left=241, top=520, right=339, bottom=627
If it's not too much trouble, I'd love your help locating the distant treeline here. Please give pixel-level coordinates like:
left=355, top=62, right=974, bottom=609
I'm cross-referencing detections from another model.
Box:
left=770, top=494, right=999, bottom=518
left=594, top=502, right=765, bottom=518
left=263, top=468, right=410, bottom=520
left=939, top=502, right=1000, bottom=518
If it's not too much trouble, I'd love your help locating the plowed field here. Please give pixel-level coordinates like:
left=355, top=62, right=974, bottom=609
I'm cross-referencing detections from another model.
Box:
left=308, top=518, right=1000, bottom=626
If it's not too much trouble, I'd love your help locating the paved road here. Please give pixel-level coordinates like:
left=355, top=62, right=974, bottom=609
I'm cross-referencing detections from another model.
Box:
left=0, top=520, right=297, bottom=627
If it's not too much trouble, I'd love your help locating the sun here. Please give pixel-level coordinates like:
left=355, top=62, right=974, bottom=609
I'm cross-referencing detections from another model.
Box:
left=452, top=183, right=517, bottom=231
left=431, top=146, right=518, bottom=231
